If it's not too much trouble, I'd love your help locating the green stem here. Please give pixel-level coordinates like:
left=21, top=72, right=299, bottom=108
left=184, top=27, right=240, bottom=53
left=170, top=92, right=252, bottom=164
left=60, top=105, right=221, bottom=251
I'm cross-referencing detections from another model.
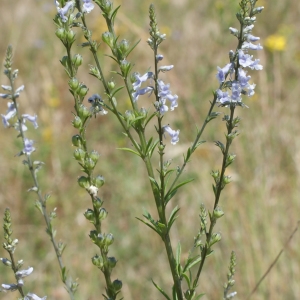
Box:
left=192, top=106, right=236, bottom=291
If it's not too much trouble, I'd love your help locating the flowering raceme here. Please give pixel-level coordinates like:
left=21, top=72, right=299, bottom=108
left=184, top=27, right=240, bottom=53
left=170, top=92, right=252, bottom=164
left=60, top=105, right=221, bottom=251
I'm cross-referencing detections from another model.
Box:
left=216, top=9, right=264, bottom=107
left=131, top=54, right=180, bottom=144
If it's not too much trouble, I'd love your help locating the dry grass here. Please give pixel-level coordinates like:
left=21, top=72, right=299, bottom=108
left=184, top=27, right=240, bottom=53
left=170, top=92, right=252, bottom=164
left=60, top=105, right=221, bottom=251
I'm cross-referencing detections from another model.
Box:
left=0, top=0, right=300, bottom=299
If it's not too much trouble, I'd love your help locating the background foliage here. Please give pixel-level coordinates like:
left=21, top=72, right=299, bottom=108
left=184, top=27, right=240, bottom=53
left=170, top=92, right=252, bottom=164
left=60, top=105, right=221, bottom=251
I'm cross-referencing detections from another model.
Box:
left=0, top=0, right=299, bottom=299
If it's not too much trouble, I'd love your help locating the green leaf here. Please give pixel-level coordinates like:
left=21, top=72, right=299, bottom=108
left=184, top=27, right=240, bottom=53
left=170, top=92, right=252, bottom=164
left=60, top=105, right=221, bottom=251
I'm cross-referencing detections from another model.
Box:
left=168, top=206, right=180, bottom=231
left=144, top=111, right=157, bottom=127
left=147, top=140, right=159, bottom=158
left=151, top=280, right=171, bottom=300
left=164, top=189, right=178, bottom=206
left=182, top=273, right=191, bottom=289
left=126, top=39, right=141, bottom=57
left=149, top=176, right=159, bottom=190
left=136, top=217, right=158, bottom=234
left=111, top=86, right=125, bottom=97
left=176, top=241, right=181, bottom=274
left=116, top=147, right=141, bottom=157
left=183, top=255, right=202, bottom=273
left=111, top=5, right=121, bottom=25
left=195, top=293, right=206, bottom=299
left=165, top=178, right=194, bottom=205
left=61, top=267, right=67, bottom=281
left=195, top=140, right=206, bottom=149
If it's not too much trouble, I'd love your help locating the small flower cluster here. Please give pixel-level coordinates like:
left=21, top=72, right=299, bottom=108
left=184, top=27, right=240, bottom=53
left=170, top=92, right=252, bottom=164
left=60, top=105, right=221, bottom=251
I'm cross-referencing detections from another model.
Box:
left=55, top=0, right=94, bottom=23
left=1, top=266, right=47, bottom=299
left=1, top=47, right=38, bottom=155
left=215, top=4, right=264, bottom=107
left=131, top=54, right=179, bottom=145
left=1, top=209, right=46, bottom=299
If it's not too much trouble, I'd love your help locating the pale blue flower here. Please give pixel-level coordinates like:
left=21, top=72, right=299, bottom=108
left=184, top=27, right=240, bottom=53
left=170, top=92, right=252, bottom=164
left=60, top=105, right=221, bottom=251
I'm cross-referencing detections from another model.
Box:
left=132, top=72, right=153, bottom=91
left=1, top=102, right=16, bottom=127
left=16, top=267, right=33, bottom=279
left=25, top=293, right=47, bottom=300
left=238, top=50, right=262, bottom=70
left=159, top=65, right=174, bottom=72
left=157, top=79, right=170, bottom=98
left=237, top=68, right=251, bottom=88
left=1, top=283, right=19, bottom=291
left=22, top=114, right=38, bottom=129
left=165, top=93, right=178, bottom=111
left=158, top=98, right=169, bottom=115
left=163, top=125, right=180, bottom=145
left=242, top=42, right=263, bottom=51
left=82, top=0, right=94, bottom=13
left=216, top=63, right=233, bottom=83
left=132, top=86, right=153, bottom=102
left=245, top=33, right=260, bottom=42
left=216, top=89, right=230, bottom=104
left=231, top=82, right=242, bottom=102
left=55, top=0, right=74, bottom=22
left=23, top=139, right=35, bottom=155
left=156, top=54, right=164, bottom=61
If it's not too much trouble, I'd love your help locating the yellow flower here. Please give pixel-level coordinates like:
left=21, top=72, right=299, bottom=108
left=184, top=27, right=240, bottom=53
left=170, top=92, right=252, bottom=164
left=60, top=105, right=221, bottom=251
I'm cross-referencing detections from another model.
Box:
left=265, top=34, right=286, bottom=52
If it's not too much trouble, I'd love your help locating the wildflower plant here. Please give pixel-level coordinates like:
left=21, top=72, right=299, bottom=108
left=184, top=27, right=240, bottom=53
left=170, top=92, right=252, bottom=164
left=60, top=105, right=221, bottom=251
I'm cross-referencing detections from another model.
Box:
left=1, top=208, right=46, bottom=299
left=0, top=0, right=266, bottom=299
left=0, top=46, right=78, bottom=299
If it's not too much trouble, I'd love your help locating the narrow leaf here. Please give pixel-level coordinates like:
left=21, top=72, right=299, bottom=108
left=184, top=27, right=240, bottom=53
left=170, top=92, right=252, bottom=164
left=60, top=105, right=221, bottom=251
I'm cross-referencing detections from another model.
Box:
left=151, top=280, right=171, bottom=300
left=117, top=147, right=141, bottom=157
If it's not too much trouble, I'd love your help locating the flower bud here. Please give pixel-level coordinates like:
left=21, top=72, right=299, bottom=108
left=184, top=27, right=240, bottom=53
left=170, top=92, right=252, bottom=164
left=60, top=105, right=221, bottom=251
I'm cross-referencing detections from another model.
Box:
left=94, top=175, right=105, bottom=188
left=211, top=170, right=220, bottom=179
left=226, top=154, right=236, bottom=167
left=119, top=60, right=131, bottom=76
left=209, top=232, right=221, bottom=247
left=89, top=230, right=98, bottom=243
left=101, top=0, right=113, bottom=16
left=104, top=233, right=114, bottom=246
left=89, top=150, right=100, bottom=163
left=77, top=84, right=89, bottom=97
left=107, top=256, right=117, bottom=269
left=112, top=279, right=122, bottom=292
left=73, top=148, right=86, bottom=161
left=107, top=80, right=115, bottom=90
left=73, top=54, right=83, bottom=67
left=93, top=196, right=103, bottom=209
left=84, top=158, right=95, bottom=170
left=91, top=254, right=104, bottom=268
left=72, top=134, right=83, bottom=147
left=118, top=39, right=129, bottom=57
left=84, top=209, right=96, bottom=223
left=78, top=176, right=90, bottom=189
left=213, top=207, right=224, bottom=219
left=139, top=107, right=147, bottom=119
left=223, top=175, right=232, bottom=185
left=55, top=28, right=66, bottom=40
left=69, top=78, right=80, bottom=91
left=0, top=258, right=12, bottom=267
left=98, top=208, right=108, bottom=221
left=60, top=56, right=68, bottom=68
left=124, top=110, right=135, bottom=123
left=102, top=32, right=114, bottom=48
left=66, top=30, right=76, bottom=44
left=72, top=116, right=82, bottom=129
left=78, top=104, right=91, bottom=119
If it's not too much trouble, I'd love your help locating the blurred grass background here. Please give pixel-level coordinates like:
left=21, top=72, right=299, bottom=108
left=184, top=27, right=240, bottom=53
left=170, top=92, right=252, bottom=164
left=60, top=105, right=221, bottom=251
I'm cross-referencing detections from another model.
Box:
left=0, top=0, right=300, bottom=299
